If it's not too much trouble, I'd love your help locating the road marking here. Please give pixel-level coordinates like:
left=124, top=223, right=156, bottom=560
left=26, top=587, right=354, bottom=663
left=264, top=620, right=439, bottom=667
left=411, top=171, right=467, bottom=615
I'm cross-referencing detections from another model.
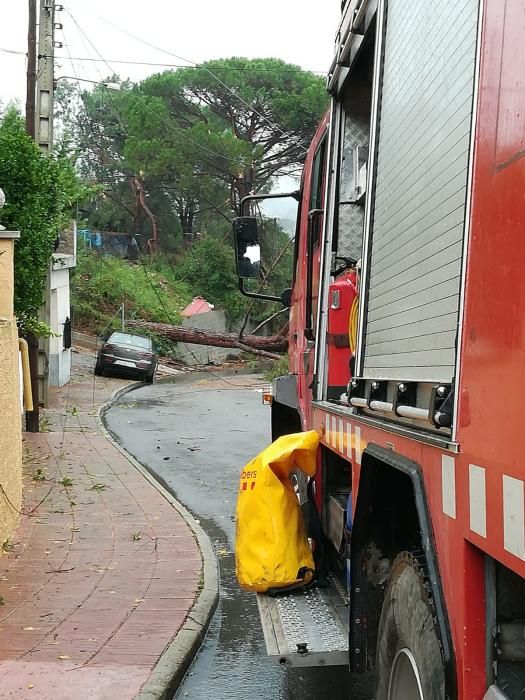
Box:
left=469, top=464, right=486, bottom=537
left=441, top=455, right=456, bottom=519
left=503, top=475, right=525, bottom=560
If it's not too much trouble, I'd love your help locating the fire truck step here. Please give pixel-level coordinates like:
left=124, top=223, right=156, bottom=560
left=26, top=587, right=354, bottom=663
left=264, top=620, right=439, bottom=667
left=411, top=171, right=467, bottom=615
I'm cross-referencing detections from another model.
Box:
left=256, top=579, right=349, bottom=667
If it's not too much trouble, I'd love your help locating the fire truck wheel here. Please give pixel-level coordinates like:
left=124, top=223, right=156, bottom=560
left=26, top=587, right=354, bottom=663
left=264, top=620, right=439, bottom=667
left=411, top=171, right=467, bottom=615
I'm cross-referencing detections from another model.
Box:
left=375, top=552, right=445, bottom=700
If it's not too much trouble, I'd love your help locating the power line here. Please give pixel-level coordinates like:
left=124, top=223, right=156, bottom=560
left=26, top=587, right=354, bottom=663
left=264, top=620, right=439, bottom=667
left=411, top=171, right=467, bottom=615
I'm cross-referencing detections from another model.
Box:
left=58, top=54, right=326, bottom=74
left=0, top=47, right=26, bottom=55
left=1, top=45, right=326, bottom=74
left=63, top=11, right=245, bottom=164
left=70, top=3, right=308, bottom=152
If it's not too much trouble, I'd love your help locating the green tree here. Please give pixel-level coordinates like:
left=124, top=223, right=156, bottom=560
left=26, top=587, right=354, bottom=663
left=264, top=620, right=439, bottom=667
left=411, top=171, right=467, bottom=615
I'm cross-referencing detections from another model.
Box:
left=57, top=58, right=327, bottom=247
left=142, top=57, right=328, bottom=211
left=174, top=235, right=247, bottom=321
left=0, top=108, right=83, bottom=330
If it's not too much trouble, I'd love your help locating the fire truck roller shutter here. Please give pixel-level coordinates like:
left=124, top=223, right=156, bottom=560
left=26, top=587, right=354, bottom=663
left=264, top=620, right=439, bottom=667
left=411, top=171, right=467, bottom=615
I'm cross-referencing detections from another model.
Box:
left=362, top=0, right=479, bottom=383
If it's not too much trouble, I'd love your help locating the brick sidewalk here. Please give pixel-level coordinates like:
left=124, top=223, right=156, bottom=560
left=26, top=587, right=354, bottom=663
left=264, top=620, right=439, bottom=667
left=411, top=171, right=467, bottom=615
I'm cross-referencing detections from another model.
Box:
left=0, top=352, right=204, bottom=699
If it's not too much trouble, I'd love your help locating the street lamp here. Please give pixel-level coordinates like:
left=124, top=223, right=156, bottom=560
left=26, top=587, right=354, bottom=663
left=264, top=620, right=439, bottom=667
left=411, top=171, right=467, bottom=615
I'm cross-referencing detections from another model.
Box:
left=53, top=76, right=121, bottom=90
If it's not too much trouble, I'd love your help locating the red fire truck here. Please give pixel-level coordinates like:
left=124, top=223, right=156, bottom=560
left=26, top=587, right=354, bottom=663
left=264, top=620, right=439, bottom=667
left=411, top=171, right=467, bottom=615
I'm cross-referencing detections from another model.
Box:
left=233, top=1, right=525, bottom=698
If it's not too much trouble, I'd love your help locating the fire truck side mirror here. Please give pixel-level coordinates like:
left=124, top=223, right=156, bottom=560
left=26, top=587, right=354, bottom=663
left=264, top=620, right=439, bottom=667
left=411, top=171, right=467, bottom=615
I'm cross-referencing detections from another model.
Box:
left=233, top=216, right=262, bottom=279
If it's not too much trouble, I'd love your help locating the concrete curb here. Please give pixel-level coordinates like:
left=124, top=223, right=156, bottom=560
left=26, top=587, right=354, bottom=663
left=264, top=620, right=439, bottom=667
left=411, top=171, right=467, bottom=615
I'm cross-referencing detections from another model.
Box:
left=98, top=382, right=220, bottom=700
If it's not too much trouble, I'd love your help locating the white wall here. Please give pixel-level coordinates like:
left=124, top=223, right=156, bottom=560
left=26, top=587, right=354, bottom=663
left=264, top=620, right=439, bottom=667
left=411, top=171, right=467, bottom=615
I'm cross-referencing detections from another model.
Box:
left=48, top=263, right=72, bottom=387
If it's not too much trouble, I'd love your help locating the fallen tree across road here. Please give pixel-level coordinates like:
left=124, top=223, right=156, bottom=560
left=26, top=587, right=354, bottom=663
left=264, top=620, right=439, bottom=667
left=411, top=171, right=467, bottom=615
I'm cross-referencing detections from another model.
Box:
left=125, top=320, right=288, bottom=360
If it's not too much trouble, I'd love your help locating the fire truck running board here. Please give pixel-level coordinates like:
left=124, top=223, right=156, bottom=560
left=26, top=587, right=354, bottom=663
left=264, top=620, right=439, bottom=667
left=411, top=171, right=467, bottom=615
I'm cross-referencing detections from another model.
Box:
left=256, top=581, right=349, bottom=667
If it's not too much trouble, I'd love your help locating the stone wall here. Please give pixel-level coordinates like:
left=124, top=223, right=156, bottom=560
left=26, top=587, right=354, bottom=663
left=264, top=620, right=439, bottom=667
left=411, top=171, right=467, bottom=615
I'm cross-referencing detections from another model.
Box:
left=178, top=311, right=241, bottom=365
left=0, top=233, right=22, bottom=543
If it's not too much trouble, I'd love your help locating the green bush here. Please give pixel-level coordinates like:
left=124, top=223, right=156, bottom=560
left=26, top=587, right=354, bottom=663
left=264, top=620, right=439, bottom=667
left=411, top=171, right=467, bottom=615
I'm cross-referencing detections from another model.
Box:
left=0, top=108, right=85, bottom=329
left=263, top=355, right=289, bottom=381
left=173, top=236, right=248, bottom=322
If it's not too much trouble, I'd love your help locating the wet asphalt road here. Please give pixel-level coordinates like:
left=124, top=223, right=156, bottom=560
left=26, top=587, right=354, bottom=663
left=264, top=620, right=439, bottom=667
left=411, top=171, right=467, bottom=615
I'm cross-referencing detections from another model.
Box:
left=104, top=371, right=373, bottom=700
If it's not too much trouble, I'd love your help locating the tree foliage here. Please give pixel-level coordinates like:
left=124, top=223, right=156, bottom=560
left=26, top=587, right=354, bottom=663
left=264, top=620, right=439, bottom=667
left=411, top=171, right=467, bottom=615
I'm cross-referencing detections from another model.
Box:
left=174, top=236, right=247, bottom=321
left=141, top=57, right=327, bottom=211
left=56, top=58, right=327, bottom=338
left=58, top=58, right=327, bottom=248
left=0, top=108, right=84, bottom=327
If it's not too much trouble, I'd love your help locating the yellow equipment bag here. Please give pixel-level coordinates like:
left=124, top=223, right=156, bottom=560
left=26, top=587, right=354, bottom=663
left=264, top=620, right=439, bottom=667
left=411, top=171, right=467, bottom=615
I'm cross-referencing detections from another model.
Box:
left=235, top=430, right=320, bottom=593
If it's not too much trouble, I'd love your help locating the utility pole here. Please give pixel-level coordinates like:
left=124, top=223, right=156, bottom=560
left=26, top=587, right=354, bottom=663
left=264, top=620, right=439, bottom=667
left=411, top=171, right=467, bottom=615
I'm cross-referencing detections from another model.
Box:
left=25, top=0, right=58, bottom=431
left=35, top=0, right=57, bottom=420
left=25, top=0, right=39, bottom=432
left=35, top=0, right=56, bottom=152
left=26, top=0, right=37, bottom=139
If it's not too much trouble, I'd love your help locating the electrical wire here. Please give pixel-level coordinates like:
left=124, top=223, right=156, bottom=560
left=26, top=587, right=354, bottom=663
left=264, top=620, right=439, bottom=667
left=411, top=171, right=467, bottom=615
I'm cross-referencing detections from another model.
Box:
left=0, top=365, right=74, bottom=518
left=57, top=54, right=325, bottom=74
left=0, top=47, right=25, bottom=55
left=63, top=12, right=242, bottom=164
left=69, top=2, right=308, bottom=152
left=1, top=46, right=325, bottom=74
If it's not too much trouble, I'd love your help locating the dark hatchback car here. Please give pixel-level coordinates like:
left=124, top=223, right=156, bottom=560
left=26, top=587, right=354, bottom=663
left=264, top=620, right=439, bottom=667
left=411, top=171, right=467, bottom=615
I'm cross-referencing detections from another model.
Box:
left=94, top=332, right=158, bottom=383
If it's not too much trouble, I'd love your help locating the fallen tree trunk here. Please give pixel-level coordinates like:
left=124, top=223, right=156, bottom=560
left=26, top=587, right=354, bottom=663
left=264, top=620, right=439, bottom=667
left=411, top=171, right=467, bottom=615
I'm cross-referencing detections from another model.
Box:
left=125, top=320, right=288, bottom=360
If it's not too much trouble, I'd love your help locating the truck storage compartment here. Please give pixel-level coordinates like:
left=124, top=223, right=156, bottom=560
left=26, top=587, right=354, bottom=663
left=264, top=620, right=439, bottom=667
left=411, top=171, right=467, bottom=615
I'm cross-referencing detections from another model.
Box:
left=362, top=0, right=479, bottom=383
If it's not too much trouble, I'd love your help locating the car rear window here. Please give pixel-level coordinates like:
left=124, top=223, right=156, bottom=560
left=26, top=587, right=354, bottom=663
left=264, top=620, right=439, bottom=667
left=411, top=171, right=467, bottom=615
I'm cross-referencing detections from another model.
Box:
left=108, top=333, right=151, bottom=349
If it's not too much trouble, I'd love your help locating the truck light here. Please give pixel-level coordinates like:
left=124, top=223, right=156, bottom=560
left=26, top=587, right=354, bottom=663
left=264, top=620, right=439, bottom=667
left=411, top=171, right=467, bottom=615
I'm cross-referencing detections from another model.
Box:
left=262, top=391, right=273, bottom=405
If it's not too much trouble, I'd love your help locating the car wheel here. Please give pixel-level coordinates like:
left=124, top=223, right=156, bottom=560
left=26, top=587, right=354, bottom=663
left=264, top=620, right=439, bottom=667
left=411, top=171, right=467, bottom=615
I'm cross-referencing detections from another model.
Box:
left=375, top=552, right=445, bottom=700
left=144, top=369, right=155, bottom=384
left=94, top=362, right=103, bottom=376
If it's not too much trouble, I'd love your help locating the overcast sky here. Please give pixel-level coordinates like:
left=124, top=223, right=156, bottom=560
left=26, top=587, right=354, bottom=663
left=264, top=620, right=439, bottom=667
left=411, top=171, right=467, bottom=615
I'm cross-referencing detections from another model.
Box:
left=1, top=1, right=340, bottom=107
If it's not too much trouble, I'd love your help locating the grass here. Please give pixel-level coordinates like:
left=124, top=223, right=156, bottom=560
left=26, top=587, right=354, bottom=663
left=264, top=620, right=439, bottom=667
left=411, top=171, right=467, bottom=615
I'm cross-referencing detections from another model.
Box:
left=71, top=248, right=192, bottom=336
left=39, top=415, right=52, bottom=432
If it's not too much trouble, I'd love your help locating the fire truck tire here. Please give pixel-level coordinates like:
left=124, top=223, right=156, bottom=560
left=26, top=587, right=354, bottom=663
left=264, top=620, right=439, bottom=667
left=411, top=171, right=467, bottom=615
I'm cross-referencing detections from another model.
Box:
left=375, top=552, right=445, bottom=700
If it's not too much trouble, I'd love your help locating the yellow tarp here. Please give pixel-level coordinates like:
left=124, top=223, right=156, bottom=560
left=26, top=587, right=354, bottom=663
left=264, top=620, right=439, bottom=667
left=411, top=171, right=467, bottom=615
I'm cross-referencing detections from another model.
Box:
left=235, top=430, right=320, bottom=593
